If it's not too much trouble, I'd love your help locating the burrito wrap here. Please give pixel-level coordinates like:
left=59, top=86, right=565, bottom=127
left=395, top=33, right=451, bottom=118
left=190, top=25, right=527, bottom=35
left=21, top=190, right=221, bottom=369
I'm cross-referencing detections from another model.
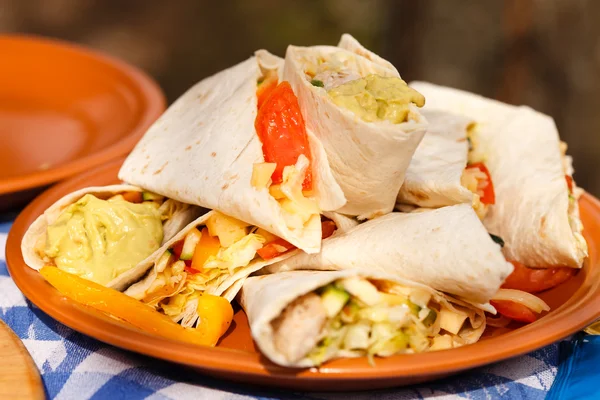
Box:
left=239, top=270, right=486, bottom=368
left=119, top=52, right=346, bottom=254
left=21, top=185, right=200, bottom=290
left=410, top=82, right=588, bottom=268
left=283, top=44, right=427, bottom=219
left=265, top=204, right=513, bottom=304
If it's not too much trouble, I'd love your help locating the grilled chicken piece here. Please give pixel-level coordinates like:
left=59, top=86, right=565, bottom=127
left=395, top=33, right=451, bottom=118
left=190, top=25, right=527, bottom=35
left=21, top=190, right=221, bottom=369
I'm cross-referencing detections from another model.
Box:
left=271, top=292, right=328, bottom=363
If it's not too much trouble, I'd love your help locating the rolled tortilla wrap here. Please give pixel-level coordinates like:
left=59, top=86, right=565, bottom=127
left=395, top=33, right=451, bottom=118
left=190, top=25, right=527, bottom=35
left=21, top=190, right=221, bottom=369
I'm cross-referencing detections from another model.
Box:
left=398, top=109, right=475, bottom=208
left=282, top=40, right=427, bottom=219
left=239, top=270, right=486, bottom=368
left=123, top=210, right=299, bottom=328
left=21, top=185, right=201, bottom=290
left=119, top=50, right=346, bottom=254
left=409, top=81, right=588, bottom=268
left=264, top=204, right=513, bottom=304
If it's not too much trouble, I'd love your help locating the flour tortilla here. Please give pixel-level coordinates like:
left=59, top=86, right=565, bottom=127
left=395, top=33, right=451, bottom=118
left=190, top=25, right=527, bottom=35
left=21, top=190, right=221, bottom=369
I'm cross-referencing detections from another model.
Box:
left=397, top=109, right=475, bottom=208
left=264, top=204, right=513, bottom=304
left=409, top=81, right=588, bottom=268
left=239, top=269, right=486, bottom=368
left=282, top=41, right=427, bottom=219
left=124, top=210, right=294, bottom=302
left=119, top=51, right=346, bottom=254
left=21, top=185, right=201, bottom=290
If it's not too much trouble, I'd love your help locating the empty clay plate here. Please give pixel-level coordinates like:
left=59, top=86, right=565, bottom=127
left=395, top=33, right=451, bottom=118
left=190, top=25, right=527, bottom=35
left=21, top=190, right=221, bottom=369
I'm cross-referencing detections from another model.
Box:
left=6, top=159, right=600, bottom=391
left=0, top=35, right=165, bottom=211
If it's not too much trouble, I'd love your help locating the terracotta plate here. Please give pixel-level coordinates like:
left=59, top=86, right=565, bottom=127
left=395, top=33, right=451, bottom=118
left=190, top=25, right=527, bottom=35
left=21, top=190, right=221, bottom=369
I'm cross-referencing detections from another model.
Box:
left=6, top=159, right=600, bottom=391
left=0, top=35, right=165, bottom=210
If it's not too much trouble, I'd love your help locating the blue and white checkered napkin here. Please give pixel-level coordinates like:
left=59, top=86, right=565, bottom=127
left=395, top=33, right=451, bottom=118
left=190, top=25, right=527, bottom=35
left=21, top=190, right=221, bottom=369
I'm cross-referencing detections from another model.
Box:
left=0, top=220, right=558, bottom=400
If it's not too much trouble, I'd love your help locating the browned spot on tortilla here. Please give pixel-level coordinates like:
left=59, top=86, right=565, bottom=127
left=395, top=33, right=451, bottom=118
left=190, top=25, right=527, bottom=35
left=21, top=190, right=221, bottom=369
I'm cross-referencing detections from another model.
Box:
left=230, top=174, right=239, bottom=180
left=432, top=227, right=441, bottom=232
left=211, top=152, right=217, bottom=157
left=539, top=216, right=547, bottom=238
left=324, top=111, right=330, bottom=118
left=456, top=137, right=467, bottom=142
left=222, top=183, right=229, bottom=190
left=153, top=162, right=168, bottom=175
left=185, top=145, right=192, bottom=151
left=197, top=89, right=212, bottom=103
left=408, top=188, right=429, bottom=201
left=195, top=139, right=201, bottom=145
left=141, top=163, right=149, bottom=174
left=198, top=121, right=204, bottom=127
left=145, top=155, right=150, bottom=159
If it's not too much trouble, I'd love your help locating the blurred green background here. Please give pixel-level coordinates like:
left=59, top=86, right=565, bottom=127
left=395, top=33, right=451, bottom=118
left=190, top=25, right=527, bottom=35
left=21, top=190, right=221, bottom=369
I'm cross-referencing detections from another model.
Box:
left=1, top=0, right=599, bottom=194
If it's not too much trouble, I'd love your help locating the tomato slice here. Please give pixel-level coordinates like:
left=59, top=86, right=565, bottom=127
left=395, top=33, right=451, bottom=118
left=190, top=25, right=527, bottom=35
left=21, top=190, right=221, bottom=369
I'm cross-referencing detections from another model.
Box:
left=257, top=76, right=278, bottom=110
left=255, top=81, right=312, bottom=190
left=257, top=238, right=296, bottom=260
left=321, top=220, right=337, bottom=239
left=566, top=175, right=574, bottom=193
left=502, top=260, right=576, bottom=293
left=191, top=228, right=221, bottom=272
left=184, top=265, right=201, bottom=275
left=465, top=162, right=495, bottom=204
left=171, top=240, right=184, bottom=259
left=490, top=300, right=538, bottom=323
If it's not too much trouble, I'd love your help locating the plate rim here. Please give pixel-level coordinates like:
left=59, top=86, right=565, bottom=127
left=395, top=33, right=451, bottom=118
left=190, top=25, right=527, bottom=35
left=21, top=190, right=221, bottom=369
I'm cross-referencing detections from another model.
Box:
left=0, top=34, right=166, bottom=195
left=6, top=159, right=600, bottom=390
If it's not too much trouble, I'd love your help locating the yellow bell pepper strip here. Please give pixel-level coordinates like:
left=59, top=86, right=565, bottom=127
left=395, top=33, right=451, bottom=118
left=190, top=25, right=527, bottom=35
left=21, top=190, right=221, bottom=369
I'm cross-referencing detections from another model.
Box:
left=190, top=228, right=221, bottom=272
left=196, top=294, right=234, bottom=339
left=40, top=266, right=233, bottom=346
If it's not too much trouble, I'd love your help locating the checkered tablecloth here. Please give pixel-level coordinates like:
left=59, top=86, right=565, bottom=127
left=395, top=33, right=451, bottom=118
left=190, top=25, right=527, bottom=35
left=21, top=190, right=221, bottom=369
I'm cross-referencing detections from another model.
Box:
left=0, top=220, right=559, bottom=400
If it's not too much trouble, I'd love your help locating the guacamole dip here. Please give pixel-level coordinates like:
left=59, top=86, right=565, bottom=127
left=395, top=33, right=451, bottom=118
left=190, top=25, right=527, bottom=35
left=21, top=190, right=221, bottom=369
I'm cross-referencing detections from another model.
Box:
left=44, top=194, right=164, bottom=285
left=327, top=75, right=425, bottom=123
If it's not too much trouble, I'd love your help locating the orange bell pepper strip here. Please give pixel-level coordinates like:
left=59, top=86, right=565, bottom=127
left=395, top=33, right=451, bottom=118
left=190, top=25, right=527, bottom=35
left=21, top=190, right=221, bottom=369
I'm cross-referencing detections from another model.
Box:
left=121, top=191, right=143, bottom=203
left=191, top=228, right=221, bottom=272
left=39, top=266, right=232, bottom=347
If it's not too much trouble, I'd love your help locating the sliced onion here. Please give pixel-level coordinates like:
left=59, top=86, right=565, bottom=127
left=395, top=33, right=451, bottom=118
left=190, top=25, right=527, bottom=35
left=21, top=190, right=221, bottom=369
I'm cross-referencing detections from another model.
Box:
left=486, top=314, right=511, bottom=328
left=491, top=289, right=550, bottom=313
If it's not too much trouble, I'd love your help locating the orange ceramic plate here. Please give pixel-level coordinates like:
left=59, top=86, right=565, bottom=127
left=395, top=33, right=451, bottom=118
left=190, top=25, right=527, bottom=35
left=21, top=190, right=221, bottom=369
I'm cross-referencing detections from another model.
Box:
left=6, top=159, right=600, bottom=391
left=0, top=35, right=165, bottom=210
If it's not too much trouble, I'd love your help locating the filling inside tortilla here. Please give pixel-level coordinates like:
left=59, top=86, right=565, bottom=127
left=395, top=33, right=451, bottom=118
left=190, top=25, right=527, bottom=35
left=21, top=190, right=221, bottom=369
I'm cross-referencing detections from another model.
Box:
left=271, top=277, right=481, bottom=365
left=34, top=191, right=179, bottom=286
left=461, top=124, right=495, bottom=219
left=126, top=211, right=337, bottom=327
left=301, top=51, right=425, bottom=124
left=560, top=141, right=587, bottom=253
left=252, top=72, right=321, bottom=234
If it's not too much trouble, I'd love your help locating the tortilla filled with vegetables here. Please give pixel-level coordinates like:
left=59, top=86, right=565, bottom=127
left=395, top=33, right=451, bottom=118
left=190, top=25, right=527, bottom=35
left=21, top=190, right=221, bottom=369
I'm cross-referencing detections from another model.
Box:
left=22, top=185, right=200, bottom=290
left=281, top=36, right=428, bottom=219
left=409, top=82, right=587, bottom=273
left=119, top=50, right=346, bottom=254
left=124, top=210, right=338, bottom=328
left=397, top=109, right=495, bottom=219
left=239, top=270, right=486, bottom=368
left=264, top=204, right=513, bottom=305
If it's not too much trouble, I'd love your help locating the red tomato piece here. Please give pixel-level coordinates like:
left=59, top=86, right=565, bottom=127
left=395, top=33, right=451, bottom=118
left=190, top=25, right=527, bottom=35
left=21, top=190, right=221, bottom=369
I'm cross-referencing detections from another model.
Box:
left=566, top=175, right=574, bottom=193
left=171, top=240, right=184, bottom=260
left=466, top=162, right=495, bottom=204
left=502, top=260, right=576, bottom=293
left=184, top=265, right=201, bottom=274
left=257, top=76, right=278, bottom=110
left=321, top=220, right=337, bottom=239
left=255, top=81, right=312, bottom=190
left=257, top=238, right=296, bottom=260
left=490, top=300, right=538, bottom=323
